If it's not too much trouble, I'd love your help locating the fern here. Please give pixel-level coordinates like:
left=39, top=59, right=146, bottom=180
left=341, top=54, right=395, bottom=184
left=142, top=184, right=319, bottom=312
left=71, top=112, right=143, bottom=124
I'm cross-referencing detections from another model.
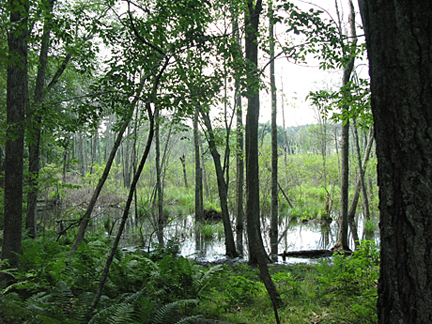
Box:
left=195, top=265, right=223, bottom=297
left=151, top=299, right=199, bottom=324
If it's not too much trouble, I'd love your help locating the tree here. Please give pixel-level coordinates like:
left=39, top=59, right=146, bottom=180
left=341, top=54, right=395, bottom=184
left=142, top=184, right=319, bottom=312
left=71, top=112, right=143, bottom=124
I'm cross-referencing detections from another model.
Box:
left=193, top=110, right=203, bottom=221
left=269, top=1, right=278, bottom=261
left=244, top=0, right=281, bottom=321
left=2, top=0, right=29, bottom=269
left=334, top=0, right=357, bottom=251
left=26, top=0, right=56, bottom=238
left=359, top=1, right=432, bottom=322
left=200, top=109, right=238, bottom=258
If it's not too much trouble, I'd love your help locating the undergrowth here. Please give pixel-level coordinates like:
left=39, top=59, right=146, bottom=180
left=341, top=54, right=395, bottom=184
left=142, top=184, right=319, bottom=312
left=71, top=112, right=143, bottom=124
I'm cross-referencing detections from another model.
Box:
left=0, top=235, right=379, bottom=324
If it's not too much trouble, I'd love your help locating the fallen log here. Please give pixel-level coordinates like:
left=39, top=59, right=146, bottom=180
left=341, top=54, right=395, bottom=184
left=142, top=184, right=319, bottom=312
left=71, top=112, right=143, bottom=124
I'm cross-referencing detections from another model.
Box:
left=279, top=249, right=352, bottom=258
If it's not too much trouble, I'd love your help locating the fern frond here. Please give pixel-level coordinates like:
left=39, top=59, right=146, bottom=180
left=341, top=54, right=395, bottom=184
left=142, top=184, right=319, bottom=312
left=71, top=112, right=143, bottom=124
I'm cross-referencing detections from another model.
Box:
left=196, top=265, right=223, bottom=296
left=151, top=299, right=199, bottom=324
left=89, top=302, right=134, bottom=324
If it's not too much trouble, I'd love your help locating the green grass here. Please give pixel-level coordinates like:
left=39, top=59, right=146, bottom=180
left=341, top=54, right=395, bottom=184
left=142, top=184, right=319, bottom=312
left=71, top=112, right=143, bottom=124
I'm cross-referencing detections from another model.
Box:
left=196, top=241, right=379, bottom=323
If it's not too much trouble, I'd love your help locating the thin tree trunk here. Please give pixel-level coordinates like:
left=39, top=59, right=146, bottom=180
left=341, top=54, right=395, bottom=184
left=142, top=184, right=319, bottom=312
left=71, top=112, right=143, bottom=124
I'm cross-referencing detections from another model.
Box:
left=334, top=0, right=356, bottom=251
left=194, top=110, right=203, bottom=221
left=245, top=0, right=281, bottom=321
left=201, top=111, right=238, bottom=258
left=179, top=154, right=189, bottom=189
left=269, top=2, right=278, bottom=261
left=155, top=108, right=164, bottom=245
left=71, top=77, right=145, bottom=253
left=348, top=126, right=374, bottom=249
left=280, top=79, right=288, bottom=164
left=199, top=135, right=210, bottom=199
left=91, top=102, right=154, bottom=310
left=231, top=4, right=244, bottom=256
left=26, top=0, right=55, bottom=238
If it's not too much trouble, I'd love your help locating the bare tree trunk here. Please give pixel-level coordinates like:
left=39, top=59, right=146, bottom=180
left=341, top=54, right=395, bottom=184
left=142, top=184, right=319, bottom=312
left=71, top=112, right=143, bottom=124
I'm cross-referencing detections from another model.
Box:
left=194, top=110, right=203, bottom=221
left=334, top=0, right=356, bottom=251
left=269, top=2, right=278, bottom=261
left=179, top=154, right=189, bottom=189
left=280, top=80, right=288, bottom=164
left=201, top=111, right=238, bottom=258
left=71, top=77, right=145, bottom=253
left=155, top=108, right=164, bottom=245
left=123, top=126, right=132, bottom=188
left=231, top=5, right=244, bottom=256
left=2, top=0, right=29, bottom=269
left=245, top=0, right=281, bottom=321
left=199, top=135, right=209, bottom=199
left=348, top=126, right=374, bottom=249
left=359, top=1, right=432, bottom=322
left=91, top=102, right=154, bottom=310
left=26, top=0, right=55, bottom=238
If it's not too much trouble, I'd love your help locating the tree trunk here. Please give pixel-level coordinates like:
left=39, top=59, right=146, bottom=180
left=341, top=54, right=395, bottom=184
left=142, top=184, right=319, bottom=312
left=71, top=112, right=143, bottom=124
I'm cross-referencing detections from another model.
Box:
left=347, top=126, right=374, bottom=249
left=155, top=108, right=164, bottom=245
left=179, top=154, right=189, bottom=189
left=334, top=0, right=356, bottom=252
left=26, top=0, right=56, bottom=239
left=71, top=77, right=145, bottom=253
left=201, top=111, right=238, bottom=258
left=359, top=1, right=432, bottom=322
left=199, top=128, right=210, bottom=199
left=2, top=0, right=29, bottom=269
left=235, top=72, right=244, bottom=256
left=194, top=111, right=203, bottom=221
left=269, top=2, right=278, bottom=261
left=91, top=102, right=155, bottom=310
left=245, top=0, right=281, bottom=321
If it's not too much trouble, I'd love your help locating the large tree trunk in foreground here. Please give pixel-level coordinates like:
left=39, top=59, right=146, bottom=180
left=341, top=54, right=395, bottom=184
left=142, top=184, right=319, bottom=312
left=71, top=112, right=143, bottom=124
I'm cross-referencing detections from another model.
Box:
left=359, top=1, right=432, bottom=322
left=2, top=0, right=29, bottom=269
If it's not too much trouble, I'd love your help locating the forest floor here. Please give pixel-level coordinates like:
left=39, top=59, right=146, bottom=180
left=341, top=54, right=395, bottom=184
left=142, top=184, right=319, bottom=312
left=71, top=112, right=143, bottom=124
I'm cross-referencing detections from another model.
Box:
left=191, top=242, right=379, bottom=324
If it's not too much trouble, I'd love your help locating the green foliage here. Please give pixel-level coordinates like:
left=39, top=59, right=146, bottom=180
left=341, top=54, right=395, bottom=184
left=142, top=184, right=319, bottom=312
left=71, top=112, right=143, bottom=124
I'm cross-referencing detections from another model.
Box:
left=316, top=240, right=379, bottom=323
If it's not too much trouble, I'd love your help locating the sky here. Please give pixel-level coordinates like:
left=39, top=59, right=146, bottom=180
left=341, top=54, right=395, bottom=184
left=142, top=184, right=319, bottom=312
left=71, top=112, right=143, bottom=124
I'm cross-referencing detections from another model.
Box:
left=256, top=0, right=367, bottom=127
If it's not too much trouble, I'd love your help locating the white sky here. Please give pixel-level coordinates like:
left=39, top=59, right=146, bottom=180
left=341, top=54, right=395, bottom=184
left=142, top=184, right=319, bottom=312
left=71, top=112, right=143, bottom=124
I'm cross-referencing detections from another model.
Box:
left=256, top=0, right=367, bottom=127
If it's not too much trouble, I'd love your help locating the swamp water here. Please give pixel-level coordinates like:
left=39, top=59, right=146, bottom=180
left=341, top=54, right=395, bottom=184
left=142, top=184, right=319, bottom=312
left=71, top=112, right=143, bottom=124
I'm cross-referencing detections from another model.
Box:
left=140, top=213, right=379, bottom=264
left=45, top=204, right=378, bottom=264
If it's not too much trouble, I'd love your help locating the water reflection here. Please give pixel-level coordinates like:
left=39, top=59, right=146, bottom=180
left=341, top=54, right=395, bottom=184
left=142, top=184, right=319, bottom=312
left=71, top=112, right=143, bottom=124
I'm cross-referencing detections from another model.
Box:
left=161, top=214, right=379, bottom=264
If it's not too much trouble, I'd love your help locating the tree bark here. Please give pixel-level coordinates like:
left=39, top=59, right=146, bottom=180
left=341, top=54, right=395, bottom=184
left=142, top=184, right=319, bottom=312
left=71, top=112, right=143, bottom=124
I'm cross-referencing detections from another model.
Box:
left=155, top=108, right=164, bottom=245
left=359, top=1, right=432, bottom=322
left=334, top=0, right=356, bottom=252
left=269, top=2, right=278, bottom=261
left=2, top=0, right=29, bottom=269
left=194, top=110, right=204, bottom=222
left=201, top=111, right=238, bottom=258
left=245, top=0, right=281, bottom=321
left=179, top=154, right=189, bottom=189
left=348, top=126, right=374, bottom=249
left=26, top=0, right=56, bottom=238
left=235, top=76, right=244, bottom=257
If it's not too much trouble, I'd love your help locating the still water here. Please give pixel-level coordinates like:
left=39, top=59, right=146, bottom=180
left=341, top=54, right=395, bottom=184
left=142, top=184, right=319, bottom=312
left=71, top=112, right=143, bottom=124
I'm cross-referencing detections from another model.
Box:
left=161, top=214, right=379, bottom=264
